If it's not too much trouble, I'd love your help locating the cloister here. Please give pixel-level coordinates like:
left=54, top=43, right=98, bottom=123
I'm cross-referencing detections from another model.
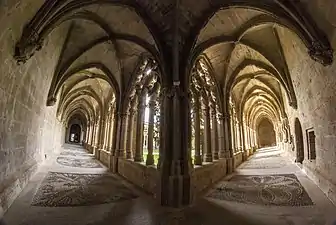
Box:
left=1, top=1, right=336, bottom=224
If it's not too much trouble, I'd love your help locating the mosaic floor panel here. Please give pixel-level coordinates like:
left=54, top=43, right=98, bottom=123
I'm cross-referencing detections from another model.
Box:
left=60, top=151, right=92, bottom=157
left=56, top=156, right=102, bottom=168
left=31, top=172, right=138, bottom=207
left=207, top=174, right=314, bottom=206
left=241, top=156, right=288, bottom=169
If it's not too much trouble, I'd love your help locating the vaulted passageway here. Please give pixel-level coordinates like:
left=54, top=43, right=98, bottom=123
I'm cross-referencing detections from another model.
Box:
left=1, top=0, right=336, bottom=224
left=4, top=145, right=336, bottom=225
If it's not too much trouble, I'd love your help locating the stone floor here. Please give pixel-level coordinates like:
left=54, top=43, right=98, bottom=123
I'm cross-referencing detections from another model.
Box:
left=3, top=145, right=336, bottom=225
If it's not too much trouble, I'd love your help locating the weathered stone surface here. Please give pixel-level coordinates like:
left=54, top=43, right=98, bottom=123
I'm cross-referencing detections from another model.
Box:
left=0, top=0, right=66, bottom=210
left=191, top=159, right=227, bottom=194
left=118, top=158, right=159, bottom=195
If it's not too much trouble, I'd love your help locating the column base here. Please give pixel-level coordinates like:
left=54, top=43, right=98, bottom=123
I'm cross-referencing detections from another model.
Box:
left=118, top=149, right=126, bottom=158
left=93, top=146, right=98, bottom=157
left=242, top=150, right=248, bottom=161
left=109, top=155, right=118, bottom=173
left=226, top=157, right=234, bottom=174
left=146, top=154, right=155, bottom=166
left=194, top=155, right=202, bottom=165
left=126, top=151, right=132, bottom=159
left=219, top=151, right=226, bottom=159
left=204, top=154, right=213, bottom=163
left=213, top=153, right=219, bottom=160
left=134, top=155, right=143, bottom=162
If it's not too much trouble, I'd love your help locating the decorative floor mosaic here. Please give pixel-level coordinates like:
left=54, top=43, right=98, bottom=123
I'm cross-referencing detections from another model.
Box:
left=56, top=156, right=102, bottom=168
left=241, top=157, right=288, bottom=169
left=60, top=151, right=92, bottom=157
left=207, top=174, right=314, bottom=206
left=31, top=172, right=138, bottom=207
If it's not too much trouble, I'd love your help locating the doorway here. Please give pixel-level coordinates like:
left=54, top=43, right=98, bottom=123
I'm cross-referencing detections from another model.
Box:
left=294, top=118, right=304, bottom=163
left=257, top=118, right=276, bottom=147
left=69, top=124, right=81, bottom=143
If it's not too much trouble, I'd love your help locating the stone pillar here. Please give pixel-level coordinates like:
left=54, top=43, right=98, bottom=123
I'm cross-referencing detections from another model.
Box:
left=211, top=105, right=219, bottom=160
left=90, top=122, right=95, bottom=146
left=104, top=115, right=110, bottom=149
left=118, top=113, right=127, bottom=158
left=203, top=104, right=213, bottom=162
left=146, top=94, right=156, bottom=166
left=231, top=115, right=236, bottom=154
left=218, top=114, right=226, bottom=158
left=193, top=94, right=202, bottom=165
left=125, top=108, right=135, bottom=159
left=86, top=123, right=90, bottom=144
left=134, top=89, right=146, bottom=162
left=107, top=112, right=113, bottom=151
left=159, top=85, right=191, bottom=207
left=93, top=119, right=100, bottom=155
left=99, top=118, right=106, bottom=148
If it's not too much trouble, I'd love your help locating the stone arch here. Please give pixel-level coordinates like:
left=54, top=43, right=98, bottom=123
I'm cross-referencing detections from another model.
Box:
left=189, top=56, right=224, bottom=166
left=183, top=1, right=333, bottom=72
left=294, top=118, right=304, bottom=163
left=120, top=57, right=161, bottom=166
left=68, top=124, right=81, bottom=143
left=257, top=117, right=276, bottom=147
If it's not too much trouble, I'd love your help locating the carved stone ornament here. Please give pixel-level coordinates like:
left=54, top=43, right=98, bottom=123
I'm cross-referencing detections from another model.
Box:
left=14, top=25, right=43, bottom=65
left=46, top=96, right=57, bottom=106
left=308, top=41, right=334, bottom=66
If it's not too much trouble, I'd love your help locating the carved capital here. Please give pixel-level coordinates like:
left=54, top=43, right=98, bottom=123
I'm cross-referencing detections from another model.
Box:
left=14, top=25, right=43, bottom=65
left=308, top=41, right=333, bottom=66
left=46, top=96, right=57, bottom=106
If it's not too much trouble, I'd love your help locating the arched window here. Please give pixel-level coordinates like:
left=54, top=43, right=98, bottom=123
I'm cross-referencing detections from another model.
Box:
left=124, top=58, right=161, bottom=166
left=190, top=58, right=221, bottom=166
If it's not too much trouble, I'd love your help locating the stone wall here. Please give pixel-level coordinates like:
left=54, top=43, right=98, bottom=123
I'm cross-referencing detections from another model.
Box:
left=191, top=159, right=227, bottom=194
left=98, top=149, right=111, bottom=167
left=257, top=119, right=276, bottom=147
left=0, top=0, right=67, bottom=210
left=277, top=22, right=336, bottom=204
left=233, top=152, right=243, bottom=168
left=118, top=158, right=159, bottom=195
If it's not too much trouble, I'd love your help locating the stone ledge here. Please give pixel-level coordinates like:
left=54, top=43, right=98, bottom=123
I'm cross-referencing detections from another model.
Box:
left=303, top=162, right=336, bottom=205
left=233, top=152, right=243, bottom=168
left=191, top=158, right=227, bottom=195
left=98, top=149, right=111, bottom=167
left=117, top=158, right=159, bottom=195
left=0, top=160, right=39, bottom=211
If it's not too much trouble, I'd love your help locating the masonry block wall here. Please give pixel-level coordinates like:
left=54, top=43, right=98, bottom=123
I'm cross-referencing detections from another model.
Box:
left=277, top=23, right=336, bottom=204
left=0, top=0, right=66, bottom=210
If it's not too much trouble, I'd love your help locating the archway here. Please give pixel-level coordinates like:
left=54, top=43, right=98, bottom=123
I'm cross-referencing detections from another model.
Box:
left=294, top=118, right=304, bottom=163
left=69, top=124, right=81, bottom=143
left=257, top=118, right=276, bottom=147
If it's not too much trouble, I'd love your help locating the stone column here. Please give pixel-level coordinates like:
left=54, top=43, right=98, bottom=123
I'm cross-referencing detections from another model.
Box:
left=218, top=114, right=226, bottom=158
left=125, top=108, right=135, bottom=159
left=203, top=104, right=213, bottom=162
left=146, top=94, right=156, bottom=166
left=193, top=94, right=202, bottom=165
left=107, top=112, right=113, bottom=151
left=118, top=113, right=127, bottom=158
left=86, top=123, right=90, bottom=144
left=134, top=89, right=146, bottom=162
left=159, top=85, right=191, bottom=207
left=93, top=119, right=100, bottom=155
left=104, top=115, right=110, bottom=149
left=231, top=115, right=236, bottom=154
left=109, top=108, right=116, bottom=152
left=99, top=118, right=106, bottom=149
left=211, top=105, right=219, bottom=160
left=90, top=122, right=95, bottom=146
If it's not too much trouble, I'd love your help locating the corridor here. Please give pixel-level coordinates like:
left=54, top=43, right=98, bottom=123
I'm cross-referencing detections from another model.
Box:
left=1, top=0, right=336, bottom=224
left=3, top=145, right=335, bottom=225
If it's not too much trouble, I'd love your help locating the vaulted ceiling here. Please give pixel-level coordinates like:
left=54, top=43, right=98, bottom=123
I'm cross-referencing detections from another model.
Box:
left=14, top=0, right=333, bottom=122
